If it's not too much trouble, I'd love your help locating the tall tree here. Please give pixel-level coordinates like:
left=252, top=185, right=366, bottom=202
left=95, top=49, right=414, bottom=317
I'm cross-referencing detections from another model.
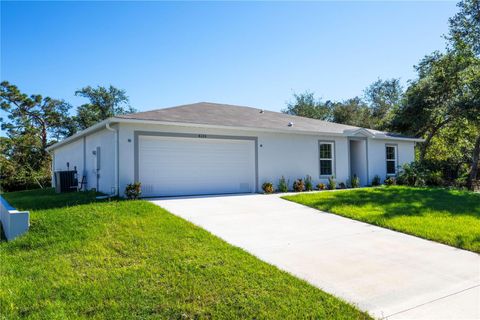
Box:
left=447, top=0, right=480, bottom=190
left=331, top=97, right=372, bottom=127
left=448, top=0, right=480, bottom=55
left=456, top=55, right=480, bottom=190
left=363, top=79, right=403, bottom=130
left=284, top=92, right=380, bottom=128
left=392, top=49, right=476, bottom=161
left=423, top=119, right=478, bottom=180
left=74, top=85, right=136, bottom=130
left=282, top=91, right=331, bottom=120
left=0, top=81, right=73, bottom=157
left=0, top=82, right=72, bottom=190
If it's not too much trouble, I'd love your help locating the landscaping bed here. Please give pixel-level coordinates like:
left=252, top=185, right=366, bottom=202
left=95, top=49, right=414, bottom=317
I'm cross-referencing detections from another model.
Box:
left=284, top=186, right=480, bottom=253
left=0, top=188, right=370, bottom=319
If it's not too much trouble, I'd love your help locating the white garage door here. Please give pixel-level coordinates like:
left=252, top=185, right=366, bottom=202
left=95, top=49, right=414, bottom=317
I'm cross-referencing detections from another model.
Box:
left=138, top=135, right=256, bottom=197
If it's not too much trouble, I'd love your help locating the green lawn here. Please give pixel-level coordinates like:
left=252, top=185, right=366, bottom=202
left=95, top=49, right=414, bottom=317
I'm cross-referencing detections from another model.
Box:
left=0, top=189, right=370, bottom=319
left=284, top=186, right=480, bottom=253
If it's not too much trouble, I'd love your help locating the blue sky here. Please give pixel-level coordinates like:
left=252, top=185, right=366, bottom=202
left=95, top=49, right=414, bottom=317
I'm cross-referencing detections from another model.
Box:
left=1, top=1, right=457, bottom=117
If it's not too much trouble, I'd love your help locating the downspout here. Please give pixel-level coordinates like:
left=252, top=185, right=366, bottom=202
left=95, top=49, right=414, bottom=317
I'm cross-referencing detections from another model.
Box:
left=48, top=149, right=55, bottom=188
left=366, top=138, right=370, bottom=186
left=105, top=122, right=119, bottom=197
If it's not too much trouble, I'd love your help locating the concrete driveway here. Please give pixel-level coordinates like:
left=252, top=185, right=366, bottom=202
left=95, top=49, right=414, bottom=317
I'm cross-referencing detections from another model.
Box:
left=150, top=193, right=480, bottom=319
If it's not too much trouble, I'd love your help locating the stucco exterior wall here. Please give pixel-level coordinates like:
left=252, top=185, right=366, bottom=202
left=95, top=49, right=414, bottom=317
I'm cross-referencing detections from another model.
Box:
left=118, top=123, right=351, bottom=194
left=53, top=122, right=417, bottom=197
left=53, top=127, right=116, bottom=194
left=53, top=137, right=84, bottom=173
left=367, top=139, right=415, bottom=183
left=84, top=128, right=116, bottom=193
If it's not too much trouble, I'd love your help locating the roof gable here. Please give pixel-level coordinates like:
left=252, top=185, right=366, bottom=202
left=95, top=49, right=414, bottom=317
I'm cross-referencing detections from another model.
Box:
left=343, top=128, right=376, bottom=138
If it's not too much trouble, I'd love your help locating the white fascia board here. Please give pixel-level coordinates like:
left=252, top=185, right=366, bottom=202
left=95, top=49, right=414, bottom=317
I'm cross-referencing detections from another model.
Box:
left=370, top=134, right=425, bottom=142
left=375, top=136, right=424, bottom=142
left=113, top=118, right=349, bottom=137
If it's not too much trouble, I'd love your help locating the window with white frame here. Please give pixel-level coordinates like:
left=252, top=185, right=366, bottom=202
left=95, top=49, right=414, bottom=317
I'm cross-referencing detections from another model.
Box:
left=386, top=145, right=397, bottom=175
left=319, top=142, right=334, bottom=176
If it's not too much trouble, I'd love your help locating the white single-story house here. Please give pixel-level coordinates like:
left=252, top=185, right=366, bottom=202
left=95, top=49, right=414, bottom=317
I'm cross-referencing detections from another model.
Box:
left=46, top=102, right=423, bottom=197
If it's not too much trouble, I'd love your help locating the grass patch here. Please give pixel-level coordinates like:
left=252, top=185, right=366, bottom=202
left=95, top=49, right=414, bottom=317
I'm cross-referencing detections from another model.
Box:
left=284, top=186, right=480, bottom=253
left=1, top=188, right=369, bottom=319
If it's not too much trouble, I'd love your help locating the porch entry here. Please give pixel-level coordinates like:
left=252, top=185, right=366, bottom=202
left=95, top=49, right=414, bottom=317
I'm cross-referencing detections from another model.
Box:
left=349, top=139, right=368, bottom=186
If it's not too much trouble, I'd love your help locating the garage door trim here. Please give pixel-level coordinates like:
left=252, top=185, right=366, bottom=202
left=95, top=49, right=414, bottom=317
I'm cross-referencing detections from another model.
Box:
left=133, top=130, right=259, bottom=193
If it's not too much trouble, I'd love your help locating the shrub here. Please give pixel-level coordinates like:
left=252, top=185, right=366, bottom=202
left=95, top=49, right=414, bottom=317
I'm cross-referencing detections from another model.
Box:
left=316, top=183, right=326, bottom=190
left=0, top=166, right=52, bottom=192
left=293, top=179, right=305, bottom=192
left=454, top=175, right=467, bottom=189
left=125, top=182, right=142, bottom=199
left=384, top=177, right=396, bottom=186
left=338, top=182, right=346, bottom=189
left=397, top=162, right=427, bottom=187
left=1, top=175, right=52, bottom=192
left=371, top=175, right=381, bottom=186
left=420, top=159, right=468, bottom=186
left=277, top=176, right=289, bottom=192
left=397, top=161, right=449, bottom=187
left=327, top=176, right=336, bottom=190
left=305, top=175, right=313, bottom=191
left=262, top=182, right=274, bottom=194
left=351, top=175, right=360, bottom=188
left=426, top=170, right=444, bottom=186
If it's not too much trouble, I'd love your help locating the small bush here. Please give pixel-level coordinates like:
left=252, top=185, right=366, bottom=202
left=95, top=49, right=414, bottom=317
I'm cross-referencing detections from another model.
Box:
left=277, top=176, right=289, bottom=193
left=384, top=177, right=396, bottom=186
left=316, top=183, right=326, bottom=190
left=293, top=179, right=305, bottom=192
left=371, top=175, right=381, bottom=186
left=328, top=176, right=336, bottom=190
left=262, top=182, right=274, bottom=194
left=351, top=175, right=360, bottom=188
left=397, top=162, right=424, bottom=186
left=338, top=182, right=346, bottom=189
left=305, top=175, right=313, bottom=191
left=454, top=176, right=467, bottom=189
left=125, top=182, right=142, bottom=199
left=426, top=170, right=444, bottom=186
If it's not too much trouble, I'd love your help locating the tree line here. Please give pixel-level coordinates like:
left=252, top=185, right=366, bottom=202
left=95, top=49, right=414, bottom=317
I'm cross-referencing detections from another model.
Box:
left=283, top=0, right=479, bottom=190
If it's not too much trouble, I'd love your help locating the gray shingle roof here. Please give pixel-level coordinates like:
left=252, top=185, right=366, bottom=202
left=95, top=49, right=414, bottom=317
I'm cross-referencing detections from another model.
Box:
left=47, top=102, right=422, bottom=152
left=115, top=102, right=361, bottom=134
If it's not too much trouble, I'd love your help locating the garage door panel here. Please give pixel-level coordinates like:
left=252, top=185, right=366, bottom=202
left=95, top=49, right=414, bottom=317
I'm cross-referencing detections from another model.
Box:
left=138, top=135, right=256, bottom=197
